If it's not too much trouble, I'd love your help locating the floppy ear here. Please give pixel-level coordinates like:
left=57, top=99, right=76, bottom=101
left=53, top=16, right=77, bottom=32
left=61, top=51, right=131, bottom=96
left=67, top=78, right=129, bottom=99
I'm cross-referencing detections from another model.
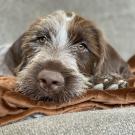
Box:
left=5, top=34, right=25, bottom=75
left=94, top=28, right=131, bottom=78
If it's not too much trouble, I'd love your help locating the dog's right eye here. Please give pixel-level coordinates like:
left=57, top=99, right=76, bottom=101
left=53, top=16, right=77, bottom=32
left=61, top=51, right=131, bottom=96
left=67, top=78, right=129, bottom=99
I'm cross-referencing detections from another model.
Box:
left=37, top=36, right=47, bottom=44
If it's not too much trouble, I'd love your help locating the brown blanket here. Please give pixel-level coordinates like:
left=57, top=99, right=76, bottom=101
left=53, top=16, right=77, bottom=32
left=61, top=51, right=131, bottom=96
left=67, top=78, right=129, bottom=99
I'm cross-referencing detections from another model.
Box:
left=0, top=55, right=135, bottom=126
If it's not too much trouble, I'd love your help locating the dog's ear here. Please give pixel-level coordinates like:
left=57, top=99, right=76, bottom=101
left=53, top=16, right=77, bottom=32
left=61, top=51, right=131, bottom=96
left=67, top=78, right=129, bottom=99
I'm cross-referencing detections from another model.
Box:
left=5, top=34, right=25, bottom=75
left=93, top=28, right=131, bottom=78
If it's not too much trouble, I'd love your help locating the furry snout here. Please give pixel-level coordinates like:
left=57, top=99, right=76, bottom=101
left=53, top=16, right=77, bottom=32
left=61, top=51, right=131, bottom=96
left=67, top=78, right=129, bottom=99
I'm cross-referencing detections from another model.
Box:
left=16, top=60, right=88, bottom=103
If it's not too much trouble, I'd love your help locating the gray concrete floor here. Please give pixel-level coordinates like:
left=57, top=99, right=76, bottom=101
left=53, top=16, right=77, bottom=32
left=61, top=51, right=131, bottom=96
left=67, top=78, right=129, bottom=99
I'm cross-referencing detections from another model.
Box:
left=0, top=0, right=135, bottom=60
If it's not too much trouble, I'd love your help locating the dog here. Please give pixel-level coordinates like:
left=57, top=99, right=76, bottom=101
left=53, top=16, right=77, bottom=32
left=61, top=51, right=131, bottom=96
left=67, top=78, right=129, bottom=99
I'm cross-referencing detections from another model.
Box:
left=5, top=10, right=132, bottom=103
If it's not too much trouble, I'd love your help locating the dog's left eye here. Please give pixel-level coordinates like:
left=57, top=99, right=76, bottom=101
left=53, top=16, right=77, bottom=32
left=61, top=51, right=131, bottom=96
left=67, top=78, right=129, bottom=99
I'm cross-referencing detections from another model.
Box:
left=78, top=42, right=88, bottom=52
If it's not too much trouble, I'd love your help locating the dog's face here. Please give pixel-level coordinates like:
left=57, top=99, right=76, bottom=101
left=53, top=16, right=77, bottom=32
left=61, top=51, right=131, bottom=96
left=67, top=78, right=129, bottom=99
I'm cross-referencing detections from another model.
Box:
left=14, top=11, right=107, bottom=103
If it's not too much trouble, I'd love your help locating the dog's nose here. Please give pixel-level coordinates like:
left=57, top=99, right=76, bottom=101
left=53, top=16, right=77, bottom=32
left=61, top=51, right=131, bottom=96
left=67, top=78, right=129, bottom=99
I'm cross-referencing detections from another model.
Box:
left=38, top=70, right=64, bottom=91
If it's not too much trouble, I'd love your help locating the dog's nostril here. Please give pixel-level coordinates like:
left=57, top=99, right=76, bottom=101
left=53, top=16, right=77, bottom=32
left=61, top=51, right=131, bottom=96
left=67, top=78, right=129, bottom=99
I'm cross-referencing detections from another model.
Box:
left=40, top=79, right=47, bottom=84
left=52, top=81, right=59, bottom=85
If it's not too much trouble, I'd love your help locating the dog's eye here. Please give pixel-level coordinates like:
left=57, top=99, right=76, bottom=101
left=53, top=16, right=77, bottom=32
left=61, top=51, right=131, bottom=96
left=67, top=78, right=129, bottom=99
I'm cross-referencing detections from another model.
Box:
left=37, top=36, right=47, bottom=44
left=78, top=42, right=87, bottom=52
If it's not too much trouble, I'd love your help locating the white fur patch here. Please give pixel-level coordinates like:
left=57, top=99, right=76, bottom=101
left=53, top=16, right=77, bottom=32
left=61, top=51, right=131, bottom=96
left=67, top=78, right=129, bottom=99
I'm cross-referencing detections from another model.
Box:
left=45, top=10, right=75, bottom=47
left=55, top=21, right=68, bottom=46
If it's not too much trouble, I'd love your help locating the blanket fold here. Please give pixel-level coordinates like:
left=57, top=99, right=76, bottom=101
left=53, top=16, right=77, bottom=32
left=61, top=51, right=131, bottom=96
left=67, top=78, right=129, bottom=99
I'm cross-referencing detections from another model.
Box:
left=0, top=55, right=135, bottom=126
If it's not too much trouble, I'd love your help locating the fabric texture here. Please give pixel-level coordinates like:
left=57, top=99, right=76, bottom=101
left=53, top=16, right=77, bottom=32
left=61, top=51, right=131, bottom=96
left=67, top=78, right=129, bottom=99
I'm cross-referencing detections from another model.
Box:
left=0, top=77, right=135, bottom=126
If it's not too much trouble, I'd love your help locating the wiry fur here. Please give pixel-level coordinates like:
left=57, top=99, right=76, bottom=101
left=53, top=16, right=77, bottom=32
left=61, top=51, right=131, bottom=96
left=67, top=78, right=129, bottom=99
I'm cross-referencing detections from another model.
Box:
left=15, top=11, right=91, bottom=103
left=6, top=10, right=131, bottom=103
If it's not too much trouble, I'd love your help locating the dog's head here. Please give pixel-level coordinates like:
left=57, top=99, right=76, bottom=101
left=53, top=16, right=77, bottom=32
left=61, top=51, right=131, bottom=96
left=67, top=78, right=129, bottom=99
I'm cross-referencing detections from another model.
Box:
left=6, top=10, right=129, bottom=103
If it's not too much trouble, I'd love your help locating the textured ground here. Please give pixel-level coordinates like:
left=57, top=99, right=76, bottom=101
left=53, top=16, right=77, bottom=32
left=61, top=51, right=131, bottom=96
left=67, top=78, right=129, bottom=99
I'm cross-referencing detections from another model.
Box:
left=1, top=107, right=135, bottom=135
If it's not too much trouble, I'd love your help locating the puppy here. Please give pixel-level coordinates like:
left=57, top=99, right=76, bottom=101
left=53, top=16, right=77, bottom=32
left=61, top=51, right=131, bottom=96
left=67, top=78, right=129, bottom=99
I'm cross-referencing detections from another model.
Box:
left=5, top=10, right=131, bottom=103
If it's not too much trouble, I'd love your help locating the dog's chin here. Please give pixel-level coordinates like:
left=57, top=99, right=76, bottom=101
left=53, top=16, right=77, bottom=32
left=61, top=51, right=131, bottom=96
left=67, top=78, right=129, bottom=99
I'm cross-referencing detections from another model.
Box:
left=16, top=84, right=86, bottom=103
left=37, top=88, right=80, bottom=103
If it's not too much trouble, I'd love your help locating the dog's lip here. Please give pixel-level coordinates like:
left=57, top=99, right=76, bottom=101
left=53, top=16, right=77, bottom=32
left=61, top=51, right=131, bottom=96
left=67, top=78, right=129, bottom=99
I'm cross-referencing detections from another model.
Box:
left=39, top=85, right=62, bottom=96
